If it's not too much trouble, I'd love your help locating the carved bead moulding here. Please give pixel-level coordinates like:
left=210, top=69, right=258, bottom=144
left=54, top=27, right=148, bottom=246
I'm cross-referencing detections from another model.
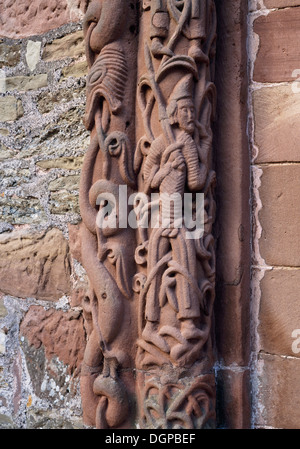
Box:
left=79, top=0, right=217, bottom=429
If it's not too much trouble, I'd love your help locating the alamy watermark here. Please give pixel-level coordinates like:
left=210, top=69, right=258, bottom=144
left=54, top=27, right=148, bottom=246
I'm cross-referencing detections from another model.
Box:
left=95, top=185, right=204, bottom=240
left=291, top=329, right=300, bottom=355
left=291, top=69, right=300, bottom=94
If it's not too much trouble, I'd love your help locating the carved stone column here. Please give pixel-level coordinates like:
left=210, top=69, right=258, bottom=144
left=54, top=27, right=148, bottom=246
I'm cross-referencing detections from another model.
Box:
left=80, top=0, right=217, bottom=429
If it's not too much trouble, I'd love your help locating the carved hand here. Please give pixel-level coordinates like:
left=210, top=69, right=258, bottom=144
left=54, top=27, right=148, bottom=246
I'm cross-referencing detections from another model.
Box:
left=151, top=163, right=173, bottom=188
left=161, top=142, right=184, bottom=165
left=170, top=150, right=185, bottom=170
left=162, top=145, right=186, bottom=171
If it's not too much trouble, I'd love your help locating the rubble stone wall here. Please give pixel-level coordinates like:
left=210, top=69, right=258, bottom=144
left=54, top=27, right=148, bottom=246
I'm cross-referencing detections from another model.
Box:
left=0, top=1, right=89, bottom=428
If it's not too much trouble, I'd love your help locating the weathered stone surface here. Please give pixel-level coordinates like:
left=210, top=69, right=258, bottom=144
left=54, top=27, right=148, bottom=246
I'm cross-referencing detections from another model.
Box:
left=61, top=61, right=88, bottom=79
left=50, top=191, right=80, bottom=216
left=12, top=352, right=22, bottom=416
left=0, top=228, right=71, bottom=300
left=26, top=410, right=84, bottom=429
left=0, top=0, right=84, bottom=39
left=68, top=223, right=83, bottom=262
left=0, top=330, right=5, bottom=354
left=20, top=305, right=86, bottom=376
left=68, top=223, right=88, bottom=307
left=0, top=72, right=4, bottom=94
left=37, top=88, right=85, bottom=114
left=20, top=340, right=46, bottom=398
left=49, top=175, right=80, bottom=192
left=259, top=268, right=300, bottom=358
left=43, top=31, right=85, bottom=62
left=70, top=286, right=87, bottom=308
left=256, top=353, right=300, bottom=429
left=37, top=156, right=84, bottom=171
left=48, top=176, right=80, bottom=215
left=0, top=97, right=23, bottom=122
left=0, top=222, right=13, bottom=234
left=0, top=160, right=31, bottom=188
left=0, top=195, right=46, bottom=224
left=259, top=165, right=300, bottom=267
left=25, top=40, right=41, bottom=72
left=0, top=297, right=7, bottom=318
left=253, top=8, right=300, bottom=83
left=14, top=106, right=89, bottom=159
left=0, top=43, right=21, bottom=68
left=4, top=74, right=47, bottom=92
left=0, top=128, right=9, bottom=136
left=0, top=143, right=16, bottom=161
left=0, top=366, right=7, bottom=406
left=264, top=0, right=300, bottom=7
left=253, top=85, right=300, bottom=163
left=0, top=414, right=15, bottom=429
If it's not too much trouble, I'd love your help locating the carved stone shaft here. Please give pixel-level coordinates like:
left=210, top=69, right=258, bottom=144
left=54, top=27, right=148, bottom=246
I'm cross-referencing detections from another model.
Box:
left=80, top=0, right=217, bottom=429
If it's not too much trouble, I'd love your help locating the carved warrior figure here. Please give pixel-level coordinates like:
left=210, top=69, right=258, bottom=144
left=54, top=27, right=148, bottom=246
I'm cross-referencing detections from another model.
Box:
left=147, top=0, right=208, bottom=63
left=134, top=3, right=217, bottom=429
left=80, top=0, right=217, bottom=429
left=139, top=75, right=210, bottom=359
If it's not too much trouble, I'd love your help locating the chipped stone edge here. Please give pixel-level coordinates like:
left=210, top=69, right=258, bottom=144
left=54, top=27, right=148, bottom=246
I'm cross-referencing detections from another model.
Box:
left=247, top=1, right=272, bottom=429
left=247, top=1, right=300, bottom=429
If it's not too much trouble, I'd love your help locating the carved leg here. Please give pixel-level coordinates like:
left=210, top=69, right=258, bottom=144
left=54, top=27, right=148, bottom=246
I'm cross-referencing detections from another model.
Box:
left=188, top=37, right=209, bottom=63
left=188, top=0, right=209, bottom=63
left=150, top=0, right=173, bottom=57
left=142, top=321, right=170, bottom=352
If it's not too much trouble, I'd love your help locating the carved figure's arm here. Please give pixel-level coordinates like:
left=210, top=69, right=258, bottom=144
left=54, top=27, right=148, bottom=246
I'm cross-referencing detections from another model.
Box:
left=180, top=135, right=208, bottom=191
left=143, top=137, right=164, bottom=192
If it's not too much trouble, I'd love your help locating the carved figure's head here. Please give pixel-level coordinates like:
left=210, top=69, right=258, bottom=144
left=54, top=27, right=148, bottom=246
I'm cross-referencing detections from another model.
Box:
left=167, top=74, right=195, bottom=135
left=176, top=97, right=195, bottom=135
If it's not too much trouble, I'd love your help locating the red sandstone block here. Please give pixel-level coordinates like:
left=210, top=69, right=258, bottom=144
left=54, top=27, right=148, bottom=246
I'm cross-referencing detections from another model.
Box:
left=256, top=353, right=300, bottom=429
left=253, top=8, right=300, bottom=83
left=258, top=268, right=300, bottom=358
left=264, top=0, right=300, bottom=7
left=258, top=165, right=300, bottom=267
left=253, top=85, right=300, bottom=163
left=0, top=0, right=83, bottom=39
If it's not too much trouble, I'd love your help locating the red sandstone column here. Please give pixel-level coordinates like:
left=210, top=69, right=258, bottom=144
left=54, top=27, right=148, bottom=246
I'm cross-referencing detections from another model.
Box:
left=80, top=0, right=217, bottom=429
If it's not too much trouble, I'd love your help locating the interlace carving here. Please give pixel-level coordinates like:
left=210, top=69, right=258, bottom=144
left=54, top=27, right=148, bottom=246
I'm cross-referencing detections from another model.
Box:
left=80, top=0, right=217, bottom=429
